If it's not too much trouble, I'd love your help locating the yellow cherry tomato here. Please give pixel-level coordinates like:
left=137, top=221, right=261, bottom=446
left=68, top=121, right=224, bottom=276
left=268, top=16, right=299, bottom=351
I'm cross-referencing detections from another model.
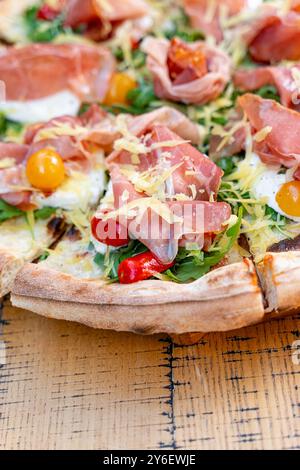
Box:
left=26, top=148, right=65, bottom=191
left=103, top=72, right=137, bottom=106
left=276, top=180, right=300, bottom=218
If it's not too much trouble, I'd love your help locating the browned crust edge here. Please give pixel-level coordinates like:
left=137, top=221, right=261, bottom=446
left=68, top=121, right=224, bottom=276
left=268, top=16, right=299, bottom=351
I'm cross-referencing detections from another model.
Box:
left=0, top=250, right=24, bottom=297
left=11, top=259, right=265, bottom=333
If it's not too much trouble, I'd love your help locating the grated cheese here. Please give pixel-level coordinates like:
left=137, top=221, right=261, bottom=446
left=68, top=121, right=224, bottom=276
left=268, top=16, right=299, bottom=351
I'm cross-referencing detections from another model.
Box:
left=253, top=126, right=272, bottom=143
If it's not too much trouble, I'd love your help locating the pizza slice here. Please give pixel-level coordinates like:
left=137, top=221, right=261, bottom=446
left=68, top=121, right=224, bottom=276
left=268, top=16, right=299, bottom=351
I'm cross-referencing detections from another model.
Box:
left=11, top=111, right=265, bottom=334
left=0, top=0, right=153, bottom=45
left=210, top=91, right=300, bottom=317
left=0, top=102, right=116, bottom=295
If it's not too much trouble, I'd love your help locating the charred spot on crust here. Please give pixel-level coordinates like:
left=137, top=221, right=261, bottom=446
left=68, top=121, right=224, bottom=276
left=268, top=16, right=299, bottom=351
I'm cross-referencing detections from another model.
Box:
left=65, top=226, right=82, bottom=242
left=238, top=234, right=250, bottom=253
left=268, top=235, right=300, bottom=253
left=47, top=217, right=65, bottom=237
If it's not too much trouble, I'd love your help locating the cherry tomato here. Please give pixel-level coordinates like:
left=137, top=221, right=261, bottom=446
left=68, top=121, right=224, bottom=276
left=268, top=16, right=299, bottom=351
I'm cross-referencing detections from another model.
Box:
left=118, top=252, right=175, bottom=284
left=37, top=4, right=60, bottom=21
left=103, top=73, right=137, bottom=106
left=26, top=148, right=65, bottom=191
left=91, top=214, right=130, bottom=247
left=276, top=181, right=300, bottom=218
left=168, top=38, right=207, bottom=82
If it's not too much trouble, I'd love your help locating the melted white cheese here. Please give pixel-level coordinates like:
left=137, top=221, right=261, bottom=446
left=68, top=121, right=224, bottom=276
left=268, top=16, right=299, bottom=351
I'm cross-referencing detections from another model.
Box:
left=34, top=168, right=107, bottom=212
left=0, top=91, right=80, bottom=124
left=0, top=217, right=55, bottom=260
left=42, top=238, right=104, bottom=280
left=250, top=154, right=300, bottom=222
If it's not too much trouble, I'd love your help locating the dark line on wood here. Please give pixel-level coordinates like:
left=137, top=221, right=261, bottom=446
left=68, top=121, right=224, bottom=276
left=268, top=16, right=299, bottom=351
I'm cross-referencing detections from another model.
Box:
left=159, top=338, right=178, bottom=450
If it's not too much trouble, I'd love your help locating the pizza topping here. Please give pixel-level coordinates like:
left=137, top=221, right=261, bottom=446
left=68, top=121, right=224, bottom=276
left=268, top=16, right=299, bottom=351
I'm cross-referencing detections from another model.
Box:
left=64, top=0, right=150, bottom=28
left=238, top=93, right=300, bottom=168
left=0, top=43, right=115, bottom=102
left=94, top=124, right=231, bottom=265
left=103, top=73, right=137, bottom=106
left=26, top=148, right=65, bottom=191
left=183, top=0, right=247, bottom=43
left=118, top=251, right=175, bottom=284
left=243, top=3, right=300, bottom=63
left=276, top=181, right=300, bottom=218
left=142, top=37, right=231, bottom=105
left=37, top=4, right=60, bottom=21
left=234, top=65, right=300, bottom=110
left=167, top=38, right=208, bottom=84
left=91, top=212, right=130, bottom=247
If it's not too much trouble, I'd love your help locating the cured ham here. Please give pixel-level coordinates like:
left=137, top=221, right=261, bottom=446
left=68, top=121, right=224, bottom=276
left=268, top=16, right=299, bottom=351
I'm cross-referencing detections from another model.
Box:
left=183, top=0, right=247, bottom=42
left=233, top=66, right=300, bottom=110
left=142, top=37, right=231, bottom=105
left=0, top=104, right=202, bottom=209
left=0, top=143, right=30, bottom=207
left=0, top=43, right=115, bottom=102
left=0, top=142, right=28, bottom=164
left=102, top=125, right=231, bottom=264
left=238, top=93, right=300, bottom=167
left=244, top=4, right=300, bottom=63
left=125, top=106, right=202, bottom=146
left=107, top=106, right=202, bottom=162
left=63, top=0, right=150, bottom=41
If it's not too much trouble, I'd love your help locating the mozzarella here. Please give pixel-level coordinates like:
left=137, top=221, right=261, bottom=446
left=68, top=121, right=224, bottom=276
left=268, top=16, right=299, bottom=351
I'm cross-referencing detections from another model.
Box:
left=34, top=168, right=107, bottom=212
left=0, top=217, right=55, bottom=260
left=42, top=238, right=104, bottom=280
left=0, top=90, right=80, bottom=124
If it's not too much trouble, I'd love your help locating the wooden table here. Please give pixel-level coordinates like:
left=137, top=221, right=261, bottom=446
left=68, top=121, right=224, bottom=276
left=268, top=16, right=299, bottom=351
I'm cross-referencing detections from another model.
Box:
left=0, top=300, right=299, bottom=450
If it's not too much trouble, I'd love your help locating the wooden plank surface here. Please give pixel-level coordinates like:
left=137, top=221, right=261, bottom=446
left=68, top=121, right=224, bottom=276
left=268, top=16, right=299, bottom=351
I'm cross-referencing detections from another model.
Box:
left=0, top=301, right=300, bottom=450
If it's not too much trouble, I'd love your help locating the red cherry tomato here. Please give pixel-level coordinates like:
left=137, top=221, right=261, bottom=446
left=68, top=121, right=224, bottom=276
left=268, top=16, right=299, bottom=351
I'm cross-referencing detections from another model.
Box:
left=118, top=252, right=175, bottom=284
left=37, top=5, right=60, bottom=21
left=91, top=215, right=130, bottom=247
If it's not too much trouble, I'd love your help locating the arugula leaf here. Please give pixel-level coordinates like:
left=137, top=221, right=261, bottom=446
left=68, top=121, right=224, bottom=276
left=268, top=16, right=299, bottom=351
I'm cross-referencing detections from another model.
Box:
left=127, top=79, right=157, bottom=112
left=165, top=209, right=243, bottom=282
left=0, top=113, right=23, bottom=138
left=265, top=205, right=287, bottom=223
left=254, top=85, right=280, bottom=102
left=0, top=200, right=58, bottom=224
left=39, top=251, right=50, bottom=261
left=0, top=200, right=24, bottom=223
left=217, top=157, right=235, bottom=176
left=93, top=241, right=148, bottom=280
left=23, top=6, right=69, bottom=43
left=163, top=9, right=204, bottom=42
left=34, top=207, right=57, bottom=220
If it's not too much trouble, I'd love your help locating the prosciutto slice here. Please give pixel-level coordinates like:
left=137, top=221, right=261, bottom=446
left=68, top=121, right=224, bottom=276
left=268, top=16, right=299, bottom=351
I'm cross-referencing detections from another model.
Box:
left=105, top=125, right=230, bottom=264
left=243, top=4, right=300, bottom=63
left=233, top=66, right=300, bottom=110
left=0, top=107, right=112, bottom=206
left=238, top=93, right=300, bottom=167
left=142, top=37, right=231, bottom=105
left=183, top=0, right=247, bottom=42
left=0, top=43, right=115, bottom=102
left=0, top=142, right=30, bottom=207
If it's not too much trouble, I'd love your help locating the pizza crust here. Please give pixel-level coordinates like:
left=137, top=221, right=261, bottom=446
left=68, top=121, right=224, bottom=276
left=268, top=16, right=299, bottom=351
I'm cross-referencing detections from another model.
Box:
left=11, top=258, right=265, bottom=334
left=0, top=250, right=24, bottom=297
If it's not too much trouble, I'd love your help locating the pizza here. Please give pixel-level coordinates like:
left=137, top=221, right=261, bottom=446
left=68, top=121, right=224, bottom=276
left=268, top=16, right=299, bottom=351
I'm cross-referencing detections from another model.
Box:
left=0, top=0, right=300, bottom=336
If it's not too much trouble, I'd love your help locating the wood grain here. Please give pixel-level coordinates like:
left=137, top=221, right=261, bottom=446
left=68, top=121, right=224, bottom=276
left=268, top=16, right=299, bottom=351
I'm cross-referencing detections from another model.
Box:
left=0, top=302, right=300, bottom=450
